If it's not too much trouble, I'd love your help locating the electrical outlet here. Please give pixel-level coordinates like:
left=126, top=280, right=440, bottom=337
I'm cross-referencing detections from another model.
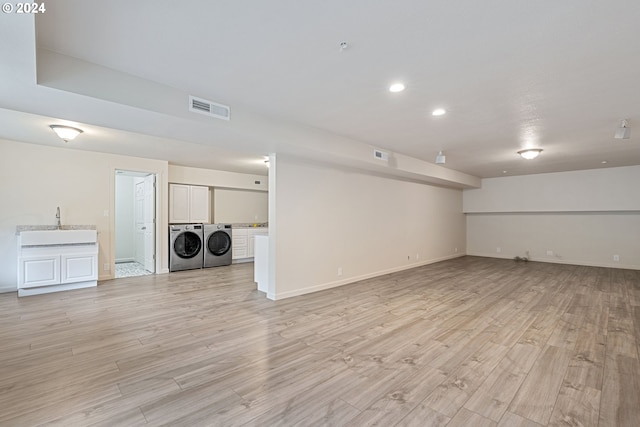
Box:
left=103, top=263, right=110, bottom=271
left=496, top=247, right=501, bottom=253
left=546, top=250, right=554, bottom=256
left=337, top=267, right=343, bottom=276
left=454, top=247, right=458, bottom=253
left=416, top=253, right=420, bottom=259
left=103, top=210, right=109, bottom=217
left=613, top=255, right=620, bottom=262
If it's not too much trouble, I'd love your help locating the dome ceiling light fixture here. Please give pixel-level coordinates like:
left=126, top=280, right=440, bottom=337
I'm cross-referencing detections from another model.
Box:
left=518, top=148, right=543, bottom=160
left=49, top=125, right=83, bottom=142
left=389, top=83, right=405, bottom=93
left=432, top=108, right=447, bottom=116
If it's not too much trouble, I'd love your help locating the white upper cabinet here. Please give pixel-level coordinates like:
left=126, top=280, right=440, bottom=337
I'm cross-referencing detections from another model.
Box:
left=169, top=184, right=210, bottom=224
left=189, top=185, right=210, bottom=223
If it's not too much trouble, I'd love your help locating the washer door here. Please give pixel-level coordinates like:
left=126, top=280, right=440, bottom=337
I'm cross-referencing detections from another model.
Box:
left=207, top=231, right=231, bottom=256
left=173, top=231, right=202, bottom=259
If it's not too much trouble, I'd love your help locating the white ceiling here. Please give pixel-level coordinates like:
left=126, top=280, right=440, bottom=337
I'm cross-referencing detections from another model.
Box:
left=1, top=1, right=639, bottom=179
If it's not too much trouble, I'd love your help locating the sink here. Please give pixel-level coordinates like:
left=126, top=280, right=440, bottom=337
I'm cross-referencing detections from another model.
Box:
left=19, top=229, right=97, bottom=246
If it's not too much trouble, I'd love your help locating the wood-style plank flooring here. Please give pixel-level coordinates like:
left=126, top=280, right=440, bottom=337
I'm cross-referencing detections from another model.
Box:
left=1, top=256, right=639, bottom=426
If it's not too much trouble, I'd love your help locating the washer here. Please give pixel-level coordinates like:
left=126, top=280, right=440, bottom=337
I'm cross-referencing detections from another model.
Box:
left=169, top=224, right=204, bottom=272
left=203, top=224, right=233, bottom=268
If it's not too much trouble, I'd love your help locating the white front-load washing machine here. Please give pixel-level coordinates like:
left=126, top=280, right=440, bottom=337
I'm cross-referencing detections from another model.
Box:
left=203, top=224, right=232, bottom=268
left=169, top=224, right=204, bottom=272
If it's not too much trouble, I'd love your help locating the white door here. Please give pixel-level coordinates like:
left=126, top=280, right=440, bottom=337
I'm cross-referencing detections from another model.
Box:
left=134, top=180, right=146, bottom=266
left=143, top=174, right=155, bottom=272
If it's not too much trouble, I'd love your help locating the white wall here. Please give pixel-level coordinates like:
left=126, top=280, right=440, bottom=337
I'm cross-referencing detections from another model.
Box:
left=0, top=139, right=169, bottom=292
left=464, top=166, right=640, bottom=212
left=269, top=155, right=465, bottom=300
left=464, top=166, right=640, bottom=269
left=115, top=174, right=135, bottom=262
left=169, top=165, right=268, bottom=191
left=213, top=188, right=268, bottom=223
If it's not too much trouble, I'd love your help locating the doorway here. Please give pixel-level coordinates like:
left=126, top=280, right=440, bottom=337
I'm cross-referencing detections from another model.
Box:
left=115, top=170, right=156, bottom=278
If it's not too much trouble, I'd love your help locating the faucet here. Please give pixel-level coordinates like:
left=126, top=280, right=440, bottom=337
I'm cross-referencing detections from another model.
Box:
left=56, top=206, right=61, bottom=229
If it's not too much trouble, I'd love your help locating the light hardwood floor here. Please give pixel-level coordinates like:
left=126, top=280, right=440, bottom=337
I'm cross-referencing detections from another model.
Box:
left=1, top=256, right=639, bottom=426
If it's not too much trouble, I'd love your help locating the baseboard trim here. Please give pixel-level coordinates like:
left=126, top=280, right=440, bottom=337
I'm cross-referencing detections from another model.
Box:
left=270, top=253, right=466, bottom=301
left=0, top=286, right=16, bottom=294
left=466, top=252, right=640, bottom=270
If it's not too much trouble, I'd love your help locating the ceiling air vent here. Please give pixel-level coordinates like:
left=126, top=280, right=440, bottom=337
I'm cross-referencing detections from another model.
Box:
left=373, top=149, right=389, bottom=161
left=189, top=95, right=230, bottom=120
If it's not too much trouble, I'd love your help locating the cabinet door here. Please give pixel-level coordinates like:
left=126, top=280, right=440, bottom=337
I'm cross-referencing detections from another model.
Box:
left=62, top=254, right=97, bottom=283
left=19, top=255, right=60, bottom=288
left=189, top=185, right=210, bottom=223
left=248, top=236, right=255, bottom=257
left=232, top=229, right=248, bottom=259
left=169, top=184, right=191, bottom=223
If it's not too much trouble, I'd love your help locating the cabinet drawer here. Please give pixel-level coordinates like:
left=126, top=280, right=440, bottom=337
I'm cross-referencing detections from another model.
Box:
left=232, top=246, right=248, bottom=259
left=232, top=235, right=247, bottom=248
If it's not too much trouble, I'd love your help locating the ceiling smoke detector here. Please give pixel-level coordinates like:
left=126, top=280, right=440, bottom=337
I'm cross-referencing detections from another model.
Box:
left=614, top=119, right=630, bottom=139
left=435, top=150, right=446, bottom=164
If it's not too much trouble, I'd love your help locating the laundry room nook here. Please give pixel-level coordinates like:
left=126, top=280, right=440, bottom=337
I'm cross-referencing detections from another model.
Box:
left=167, top=165, right=269, bottom=274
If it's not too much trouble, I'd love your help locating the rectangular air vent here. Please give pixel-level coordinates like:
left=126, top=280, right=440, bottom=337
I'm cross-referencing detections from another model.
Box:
left=373, top=149, right=389, bottom=161
left=189, top=95, right=230, bottom=120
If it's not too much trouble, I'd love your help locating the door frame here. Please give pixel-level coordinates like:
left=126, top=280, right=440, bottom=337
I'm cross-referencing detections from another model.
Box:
left=112, top=169, right=160, bottom=278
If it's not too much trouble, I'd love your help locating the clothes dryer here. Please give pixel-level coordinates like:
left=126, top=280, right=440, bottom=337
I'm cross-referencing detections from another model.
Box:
left=203, top=224, right=232, bottom=268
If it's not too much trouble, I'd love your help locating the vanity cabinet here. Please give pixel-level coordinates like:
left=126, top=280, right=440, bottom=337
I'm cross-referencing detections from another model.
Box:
left=19, top=253, right=97, bottom=289
left=169, top=184, right=210, bottom=223
left=17, top=228, right=98, bottom=297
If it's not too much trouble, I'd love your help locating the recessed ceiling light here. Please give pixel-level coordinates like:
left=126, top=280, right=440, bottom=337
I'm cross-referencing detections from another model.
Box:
left=601, top=160, right=608, bottom=164
left=432, top=108, right=446, bottom=116
left=389, top=83, right=405, bottom=93
left=517, top=148, right=543, bottom=160
left=502, top=170, right=508, bottom=174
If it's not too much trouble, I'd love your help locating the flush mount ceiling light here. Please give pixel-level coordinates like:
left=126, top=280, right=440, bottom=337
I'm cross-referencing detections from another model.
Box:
left=50, top=125, right=83, bottom=142
left=389, top=83, right=405, bottom=93
left=432, top=108, right=447, bottom=116
left=435, top=150, right=446, bottom=164
left=518, top=148, right=543, bottom=160
left=614, top=119, right=630, bottom=139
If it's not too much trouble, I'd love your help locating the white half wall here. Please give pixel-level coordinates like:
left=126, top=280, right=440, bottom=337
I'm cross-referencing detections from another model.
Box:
left=0, top=139, right=169, bottom=292
left=269, top=155, right=466, bottom=300
left=464, top=166, right=640, bottom=270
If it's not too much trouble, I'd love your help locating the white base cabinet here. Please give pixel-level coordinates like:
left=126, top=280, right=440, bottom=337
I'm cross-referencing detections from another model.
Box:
left=232, top=228, right=249, bottom=260
left=17, top=229, right=98, bottom=297
left=232, top=227, right=268, bottom=262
